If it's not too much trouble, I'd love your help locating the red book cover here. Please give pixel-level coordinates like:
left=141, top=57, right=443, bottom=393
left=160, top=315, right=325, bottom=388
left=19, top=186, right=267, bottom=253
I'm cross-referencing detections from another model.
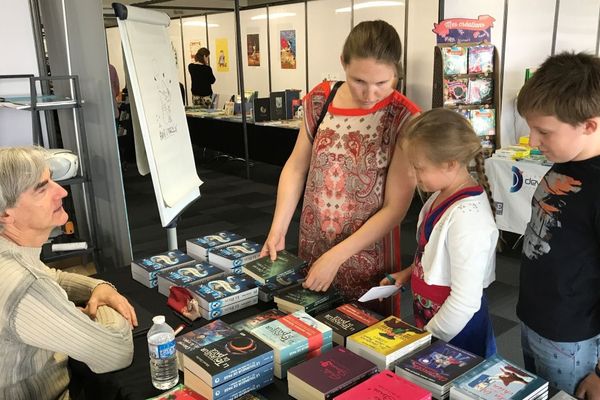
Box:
left=279, top=313, right=324, bottom=352
left=288, top=346, right=378, bottom=399
left=334, top=370, right=432, bottom=400
left=148, top=384, right=207, bottom=399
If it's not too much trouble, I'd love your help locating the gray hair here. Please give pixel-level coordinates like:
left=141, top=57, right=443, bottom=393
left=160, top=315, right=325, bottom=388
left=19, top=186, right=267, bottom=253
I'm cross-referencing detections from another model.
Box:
left=0, top=146, right=49, bottom=222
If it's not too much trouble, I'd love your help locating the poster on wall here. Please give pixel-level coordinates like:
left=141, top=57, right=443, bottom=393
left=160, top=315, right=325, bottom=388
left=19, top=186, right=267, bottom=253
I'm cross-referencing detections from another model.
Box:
left=433, top=15, right=495, bottom=44
left=189, top=40, right=202, bottom=60
left=280, top=30, right=296, bottom=69
left=247, top=34, right=260, bottom=66
left=215, top=38, right=229, bottom=72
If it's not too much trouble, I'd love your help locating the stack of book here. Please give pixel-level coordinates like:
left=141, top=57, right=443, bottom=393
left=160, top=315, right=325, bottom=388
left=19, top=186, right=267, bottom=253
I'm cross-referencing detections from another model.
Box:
left=242, top=250, right=308, bottom=302
left=209, top=241, right=262, bottom=273
left=232, top=309, right=287, bottom=333
left=274, top=285, right=342, bottom=316
left=287, top=346, right=378, bottom=400
left=395, top=340, right=484, bottom=399
left=183, top=331, right=274, bottom=400
left=251, top=310, right=333, bottom=378
left=131, top=249, right=195, bottom=288
left=157, top=261, right=225, bottom=296
left=175, top=320, right=238, bottom=370
left=449, top=354, right=548, bottom=400
left=186, top=274, right=259, bottom=320
left=334, top=370, right=432, bottom=400
left=186, top=231, right=246, bottom=261
left=315, top=302, right=384, bottom=346
left=346, top=316, right=432, bottom=371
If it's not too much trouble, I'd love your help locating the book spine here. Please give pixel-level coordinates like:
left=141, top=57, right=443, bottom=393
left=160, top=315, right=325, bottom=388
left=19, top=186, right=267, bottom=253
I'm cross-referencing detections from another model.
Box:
left=212, top=362, right=274, bottom=400
left=201, top=297, right=258, bottom=320
left=219, top=373, right=273, bottom=400
left=204, top=287, right=259, bottom=311
left=211, top=350, right=274, bottom=387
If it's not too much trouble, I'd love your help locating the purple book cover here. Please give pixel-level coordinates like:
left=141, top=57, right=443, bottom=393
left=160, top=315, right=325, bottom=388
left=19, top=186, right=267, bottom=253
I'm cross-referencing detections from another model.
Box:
left=288, top=346, right=377, bottom=397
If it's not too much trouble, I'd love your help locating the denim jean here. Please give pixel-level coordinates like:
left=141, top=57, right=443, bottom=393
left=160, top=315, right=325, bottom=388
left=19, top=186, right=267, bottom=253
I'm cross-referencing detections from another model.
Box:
left=521, top=322, right=600, bottom=395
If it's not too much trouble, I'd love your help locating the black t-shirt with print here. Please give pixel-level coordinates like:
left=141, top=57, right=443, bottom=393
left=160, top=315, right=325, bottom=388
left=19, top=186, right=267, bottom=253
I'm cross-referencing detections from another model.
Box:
left=517, top=155, right=600, bottom=342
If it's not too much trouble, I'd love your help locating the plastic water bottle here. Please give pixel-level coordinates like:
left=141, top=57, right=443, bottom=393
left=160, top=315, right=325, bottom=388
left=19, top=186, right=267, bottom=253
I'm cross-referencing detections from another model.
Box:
left=147, top=315, right=179, bottom=390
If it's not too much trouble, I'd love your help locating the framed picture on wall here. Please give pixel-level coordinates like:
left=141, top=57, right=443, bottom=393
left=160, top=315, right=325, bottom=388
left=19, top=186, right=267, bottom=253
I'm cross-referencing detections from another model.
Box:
left=216, top=38, right=229, bottom=72
left=280, top=30, right=296, bottom=69
left=247, top=34, right=260, bottom=67
left=189, top=40, right=202, bottom=60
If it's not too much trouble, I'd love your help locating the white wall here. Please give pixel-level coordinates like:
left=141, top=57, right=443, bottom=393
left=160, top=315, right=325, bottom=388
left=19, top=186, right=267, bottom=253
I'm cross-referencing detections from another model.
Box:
left=555, top=0, right=599, bottom=54
left=269, top=2, right=307, bottom=94
left=307, top=0, right=350, bottom=90
left=240, top=8, right=270, bottom=97
left=208, top=12, right=238, bottom=104
left=0, top=0, right=40, bottom=146
left=405, top=0, right=438, bottom=110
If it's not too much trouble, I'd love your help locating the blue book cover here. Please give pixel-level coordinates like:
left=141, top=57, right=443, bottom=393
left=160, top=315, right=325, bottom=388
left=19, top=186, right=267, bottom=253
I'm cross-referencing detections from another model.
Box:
left=187, top=274, right=258, bottom=310
left=232, top=309, right=287, bottom=333
left=157, top=262, right=225, bottom=296
left=209, top=241, right=262, bottom=269
left=183, top=332, right=274, bottom=388
left=176, top=320, right=237, bottom=370
left=451, top=354, right=548, bottom=400
left=200, top=296, right=259, bottom=320
left=396, top=340, right=483, bottom=387
left=131, top=250, right=195, bottom=287
left=186, top=232, right=246, bottom=260
left=211, top=362, right=273, bottom=400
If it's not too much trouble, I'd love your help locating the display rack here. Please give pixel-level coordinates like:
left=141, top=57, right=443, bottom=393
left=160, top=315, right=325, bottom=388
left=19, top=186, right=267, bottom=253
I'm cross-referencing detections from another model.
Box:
left=432, top=43, right=501, bottom=155
left=0, top=74, right=98, bottom=265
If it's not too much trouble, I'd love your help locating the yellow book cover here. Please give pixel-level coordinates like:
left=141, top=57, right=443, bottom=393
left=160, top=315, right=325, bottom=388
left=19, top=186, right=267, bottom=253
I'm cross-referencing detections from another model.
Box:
left=348, top=316, right=430, bottom=356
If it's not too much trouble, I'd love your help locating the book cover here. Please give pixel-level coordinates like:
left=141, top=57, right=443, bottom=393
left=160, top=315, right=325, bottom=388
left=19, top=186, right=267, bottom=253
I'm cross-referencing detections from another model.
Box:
left=334, top=370, right=432, bottom=400
left=251, top=311, right=333, bottom=364
left=274, top=342, right=334, bottom=379
left=284, top=89, right=301, bottom=119
left=176, top=320, right=238, bottom=370
left=269, top=91, right=286, bottom=121
left=395, top=340, right=484, bottom=388
left=147, top=384, right=206, bottom=400
left=274, top=285, right=341, bottom=313
left=187, top=274, right=258, bottom=310
left=157, top=262, right=225, bottom=296
left=183, top=332, right=274, bottom=388
left=186, top=231, right=246, bottom=261
left=200, top=296, right=259, bottom=320
left=257, top=275, right=304, bottom=303
left=451, top=354, right=548, bottom=400
left=253, top=97, right=270, bottom=122
left=316, top=302, right=383, bottom=345
left=131, top=249, right=195, bottom=288
left=208, top=241, right=262, bottom=269
left=184, top=361, right=274, bottom=400
left=242, top=250, right=307, bottom=285
left=231, top=308, right=287, bottom=333
left=288, top=346, right=378, bottom=399
left=347, top=316, right=431, bottom=357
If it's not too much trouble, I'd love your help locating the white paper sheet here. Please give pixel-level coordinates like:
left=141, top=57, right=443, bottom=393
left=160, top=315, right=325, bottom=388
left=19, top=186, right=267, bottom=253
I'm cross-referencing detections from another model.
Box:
left=358, top=285, right=400, bottom=302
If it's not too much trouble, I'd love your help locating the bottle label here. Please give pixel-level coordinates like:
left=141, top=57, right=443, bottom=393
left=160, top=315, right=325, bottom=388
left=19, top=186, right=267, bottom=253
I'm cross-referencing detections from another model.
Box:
left=149, top=340, right=176, bottom=359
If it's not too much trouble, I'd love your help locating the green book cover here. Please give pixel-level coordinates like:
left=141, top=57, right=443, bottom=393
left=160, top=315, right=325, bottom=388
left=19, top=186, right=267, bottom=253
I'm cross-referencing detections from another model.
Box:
left=242, top=250, right=307, bottom=285
left=274, top=285, right=341, bottom=312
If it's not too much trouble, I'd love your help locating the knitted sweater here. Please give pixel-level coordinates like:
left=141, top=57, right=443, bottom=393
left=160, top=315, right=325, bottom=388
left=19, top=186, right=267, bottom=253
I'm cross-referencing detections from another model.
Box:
left=0, top=236, right=133, bottom=400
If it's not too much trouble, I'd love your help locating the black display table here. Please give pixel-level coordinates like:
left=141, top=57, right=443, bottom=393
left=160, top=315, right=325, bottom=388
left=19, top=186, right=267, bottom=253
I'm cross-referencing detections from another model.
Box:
left=68, top=267, right=291, bottom=400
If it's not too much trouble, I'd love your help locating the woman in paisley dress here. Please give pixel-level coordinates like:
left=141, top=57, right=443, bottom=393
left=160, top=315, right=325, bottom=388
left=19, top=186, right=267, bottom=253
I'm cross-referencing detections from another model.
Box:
left=261, top=20, right=420, bottom=313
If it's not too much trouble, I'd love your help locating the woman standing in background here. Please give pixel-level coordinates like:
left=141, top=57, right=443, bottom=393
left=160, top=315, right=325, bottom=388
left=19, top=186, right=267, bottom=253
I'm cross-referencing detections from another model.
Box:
left=188, top=47, right=216, bottom=108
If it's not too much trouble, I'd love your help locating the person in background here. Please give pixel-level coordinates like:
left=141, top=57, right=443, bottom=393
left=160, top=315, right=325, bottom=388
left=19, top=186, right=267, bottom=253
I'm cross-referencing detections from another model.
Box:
left=515, top=52, right=600, bottom=398
left=380, top=109, right=498, bottom=358
left=0, top=147, right=136, bottom=400
left=188, top=47, right=215, bottom=108
left=261, top=20, right=418, bottom=314
left=108, top=63, right=120, bottom=125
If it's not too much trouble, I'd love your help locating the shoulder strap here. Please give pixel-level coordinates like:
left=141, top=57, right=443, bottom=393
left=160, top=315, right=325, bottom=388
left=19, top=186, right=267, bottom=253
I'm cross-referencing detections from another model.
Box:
left=313, top=81, right=343, bottom=137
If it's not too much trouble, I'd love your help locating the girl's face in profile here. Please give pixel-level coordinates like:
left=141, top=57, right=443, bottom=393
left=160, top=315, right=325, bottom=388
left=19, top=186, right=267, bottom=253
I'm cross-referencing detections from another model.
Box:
left=408, top=145, right=453, bottom=194
left=343, top=57, right=396, bottom=109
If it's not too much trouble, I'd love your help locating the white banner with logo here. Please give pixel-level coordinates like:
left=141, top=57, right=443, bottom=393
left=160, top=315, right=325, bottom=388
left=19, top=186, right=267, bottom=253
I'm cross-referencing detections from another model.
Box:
left=485, top=158, right=551, bottom=235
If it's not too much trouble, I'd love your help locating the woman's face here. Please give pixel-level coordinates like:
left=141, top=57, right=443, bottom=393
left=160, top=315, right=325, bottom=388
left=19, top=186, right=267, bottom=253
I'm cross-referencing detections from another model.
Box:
left=343, top=57, right=397, bottom=109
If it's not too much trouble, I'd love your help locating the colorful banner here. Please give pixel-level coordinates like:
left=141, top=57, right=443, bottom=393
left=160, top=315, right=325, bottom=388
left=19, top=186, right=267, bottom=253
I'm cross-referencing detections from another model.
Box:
left=215, top=38, right=229, bottom=72
left=280, top=30, right=296, bottom=69
left=247, top=34, right=260, bottom=67
left=433, top=15, right=495, bottom=43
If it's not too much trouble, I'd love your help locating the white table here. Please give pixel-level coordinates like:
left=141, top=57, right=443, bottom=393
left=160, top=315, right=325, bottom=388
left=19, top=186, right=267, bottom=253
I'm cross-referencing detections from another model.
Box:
left=485, top=157, right=551, bottom=235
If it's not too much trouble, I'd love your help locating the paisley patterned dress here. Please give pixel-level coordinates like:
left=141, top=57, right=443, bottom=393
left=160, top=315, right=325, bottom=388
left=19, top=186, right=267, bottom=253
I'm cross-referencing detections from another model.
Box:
left=299, top=81, right=419, bottom=303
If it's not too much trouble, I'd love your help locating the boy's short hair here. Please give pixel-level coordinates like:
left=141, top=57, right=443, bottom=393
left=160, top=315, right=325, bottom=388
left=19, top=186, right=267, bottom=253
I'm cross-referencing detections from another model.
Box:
left=517, top=52, right=600, bottom=125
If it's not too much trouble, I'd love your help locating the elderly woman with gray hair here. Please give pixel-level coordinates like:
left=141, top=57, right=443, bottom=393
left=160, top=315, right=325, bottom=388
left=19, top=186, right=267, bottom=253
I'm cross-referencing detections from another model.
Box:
left=0, top=146, right=135, bottom=400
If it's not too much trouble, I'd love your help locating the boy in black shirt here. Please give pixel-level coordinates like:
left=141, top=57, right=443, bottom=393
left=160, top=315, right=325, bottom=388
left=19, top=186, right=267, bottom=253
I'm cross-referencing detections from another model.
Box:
left=516, top=52, right=600, bottom=398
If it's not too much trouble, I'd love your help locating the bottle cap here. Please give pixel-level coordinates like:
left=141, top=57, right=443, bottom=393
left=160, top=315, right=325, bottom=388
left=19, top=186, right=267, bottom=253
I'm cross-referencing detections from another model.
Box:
left=152, top=315, right=165, bottom=324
